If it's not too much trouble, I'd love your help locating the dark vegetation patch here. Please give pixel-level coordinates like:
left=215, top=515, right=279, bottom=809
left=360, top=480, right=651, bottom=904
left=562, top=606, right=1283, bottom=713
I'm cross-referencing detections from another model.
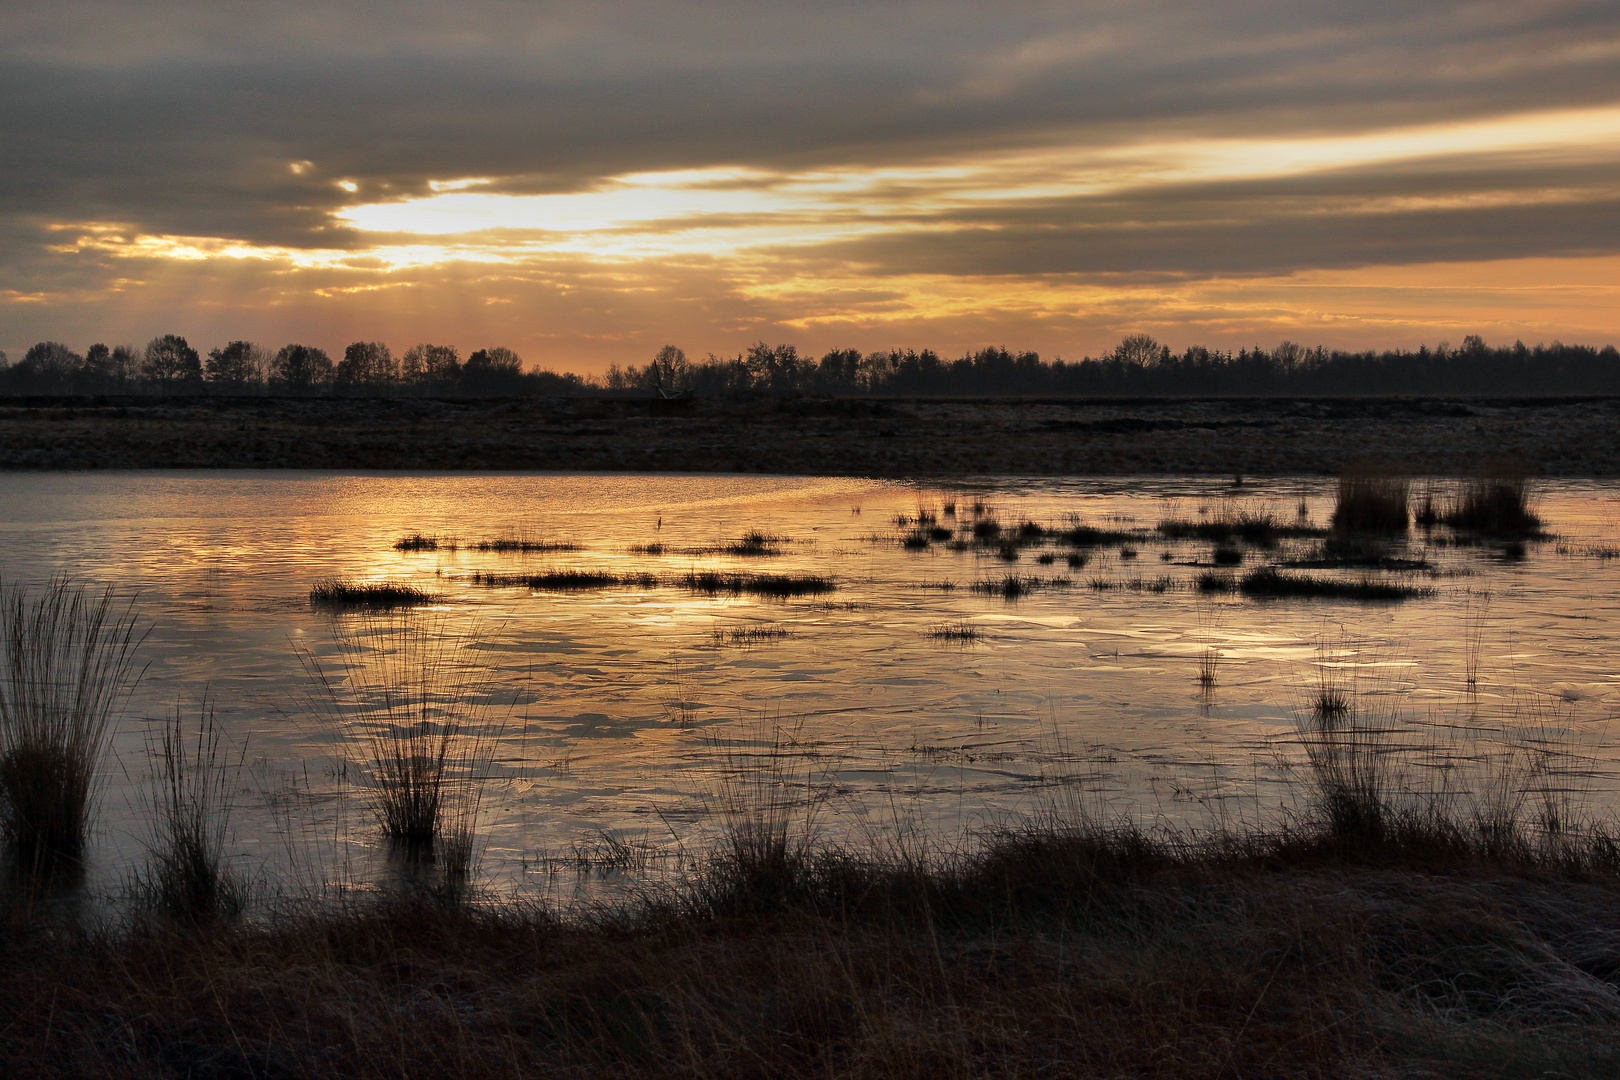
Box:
left=469, top=538, right=582, bottom=553
left=1238, top=567, right=1433, bottom=601
left=394, top=534, right=580, bottom=553
left=714, top=532, right=789, bottom=557
left=711, top=626, right=793, bottom=646
left=469, top=570, right=658, bottom=591
left=972, top=575, right=1041, bottom=599
left=681, top=572, right=836, bottom=597
left=1285, top=537, right=1430, bottom=571
left=927, top=621, right=983, bottom=642
left=1054, top=524, right=1140, bottom=546
left=1155, top=509, right=1322, bottom=546
left=309, top=579, right=440, bottom=609
left=394, top=534, right=453, bottom=552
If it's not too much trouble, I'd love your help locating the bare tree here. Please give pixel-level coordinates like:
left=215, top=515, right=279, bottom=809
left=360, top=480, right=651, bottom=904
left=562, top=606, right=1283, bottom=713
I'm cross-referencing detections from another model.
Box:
left=269, top=344, right=334, bottom=392
left=1110, top=334, right=1167, bottom=367
left=142, top=335, right=203, bottom=385
left=206, top=341, right=268, bottom=387
left=400, top=344, right=461, bottom=391
left=336, top=341, right=397, bottom=389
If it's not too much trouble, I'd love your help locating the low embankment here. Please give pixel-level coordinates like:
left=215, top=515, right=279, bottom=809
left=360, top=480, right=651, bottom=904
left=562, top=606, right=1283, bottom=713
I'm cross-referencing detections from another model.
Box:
left=3, top=393, right=1620, bottom=473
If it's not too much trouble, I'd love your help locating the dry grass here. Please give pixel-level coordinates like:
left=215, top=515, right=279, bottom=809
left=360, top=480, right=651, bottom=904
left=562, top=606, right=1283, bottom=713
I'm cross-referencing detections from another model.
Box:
left=0, top=578, right=143, bottom=871
left=5, top=690, right=1620, bottom=1076
left=5, top=795, right=1620, bottom=1078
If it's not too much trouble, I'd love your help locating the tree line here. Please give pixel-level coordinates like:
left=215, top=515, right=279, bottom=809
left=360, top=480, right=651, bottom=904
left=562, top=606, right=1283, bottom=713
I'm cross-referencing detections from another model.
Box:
left=0, top=336, right=585, bottom=396
left=3, top=332, right=1617, bottom=398
left=605, top=336, right=1620, bottom=397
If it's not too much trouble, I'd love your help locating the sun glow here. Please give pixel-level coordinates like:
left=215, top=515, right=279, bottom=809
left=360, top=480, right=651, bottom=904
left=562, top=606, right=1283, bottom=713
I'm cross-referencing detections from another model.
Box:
left=32, top=103, right=1620, bottom=362
left=326, top=102, right=1620, bottom=265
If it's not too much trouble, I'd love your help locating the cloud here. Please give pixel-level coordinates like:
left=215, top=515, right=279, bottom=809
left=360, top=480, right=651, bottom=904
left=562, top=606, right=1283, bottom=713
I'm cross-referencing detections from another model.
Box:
left=3, top=1, right=1619, bottom=363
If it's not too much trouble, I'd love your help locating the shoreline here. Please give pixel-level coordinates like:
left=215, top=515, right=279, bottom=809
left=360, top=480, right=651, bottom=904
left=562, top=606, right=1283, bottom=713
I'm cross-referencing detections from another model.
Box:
left=4, top=394, right=1620, bottom=474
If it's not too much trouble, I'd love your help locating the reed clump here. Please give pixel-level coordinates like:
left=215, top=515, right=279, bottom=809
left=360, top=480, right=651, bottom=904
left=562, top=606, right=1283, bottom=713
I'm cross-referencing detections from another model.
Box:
left=310, top=579, right=440, bottom=609
left=9, top=715, right=1620, bottom=1078
left=1330, top=470, right=1410, bottom=534
left=718, top=532, right=786, bottom=557
left=300, top=615, right=506, bottom=873
left=0, top=578, right=142, bottom=869
left=1442, top=473, right=1543, bottom=537
left=681, top=572, right=836, bottom=598
left=711, top=626, right=792, bottom=647
left=137, top=702, right=246, bottom=921
left=1055, top=524, right=1139, bottom=546
left=470, top=569, right=656, bottom=591
left=972, top=575, right=1037, bottom=599
left=469, top=537, right=581, bottom=553
left=1239, top=567, right=1432, bottom=601
left=1156, top=507, right=1307, bottom=546
left=394, top=534, right=455, bottom=552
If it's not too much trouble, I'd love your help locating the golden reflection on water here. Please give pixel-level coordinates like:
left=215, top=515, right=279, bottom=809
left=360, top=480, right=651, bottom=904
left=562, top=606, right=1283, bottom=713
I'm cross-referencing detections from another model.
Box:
left=0, top=471, right=1617, bottom=899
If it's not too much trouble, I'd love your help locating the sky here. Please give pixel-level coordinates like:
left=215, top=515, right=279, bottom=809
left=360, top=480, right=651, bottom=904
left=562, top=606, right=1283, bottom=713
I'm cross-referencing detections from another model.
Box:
left=2, top=1, right=1619, bottom=373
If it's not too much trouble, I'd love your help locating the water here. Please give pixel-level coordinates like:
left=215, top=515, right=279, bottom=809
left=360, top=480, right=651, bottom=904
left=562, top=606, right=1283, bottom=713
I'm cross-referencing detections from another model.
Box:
left=2, top=471, right=1618, bottom=900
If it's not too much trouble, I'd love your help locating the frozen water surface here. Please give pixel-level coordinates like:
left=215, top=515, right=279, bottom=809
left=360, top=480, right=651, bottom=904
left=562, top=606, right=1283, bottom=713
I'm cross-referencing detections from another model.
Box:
left=1, top=471, right=1616, bottom=899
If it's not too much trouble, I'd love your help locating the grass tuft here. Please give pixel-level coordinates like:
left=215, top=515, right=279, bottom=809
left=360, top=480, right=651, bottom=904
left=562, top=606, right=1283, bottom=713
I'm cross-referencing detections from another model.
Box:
left=1442, top=473, right=1543, bottom=537
left=137, top=700, right=246, bottom=921
left=300, top=614, right=506, bottom=876
left=973, top=575, right=1036, bottom=599
left=394, top=534, right=454, bottom=552
left=1331, top=469, right=1410, bottom=533
left=310, top=579, right=440, bottom=609
left=0, top=577, right=143, bottom=870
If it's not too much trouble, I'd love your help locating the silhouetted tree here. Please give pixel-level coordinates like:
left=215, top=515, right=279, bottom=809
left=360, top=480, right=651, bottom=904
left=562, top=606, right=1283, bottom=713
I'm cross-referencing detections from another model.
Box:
left=16, top=342, right=84, bottom=392
left=269, top=343, right=334, bottom=392
left=80, top=343, right=137, bottom=390
left=142, top=335, right=203, bottom=386
left=400, top=344, right=460, bottom=391
left=206, top=341, right=267, bottom=386
left=461, top=346, right=525, bottom=394
left=1111, top=334, right=1168, bottom=368
left=335, top=341, right=397, bottom=390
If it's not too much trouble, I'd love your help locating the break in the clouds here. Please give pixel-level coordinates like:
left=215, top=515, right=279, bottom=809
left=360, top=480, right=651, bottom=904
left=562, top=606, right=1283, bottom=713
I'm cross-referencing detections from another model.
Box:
left=3, top=0, right=1619, bottom=369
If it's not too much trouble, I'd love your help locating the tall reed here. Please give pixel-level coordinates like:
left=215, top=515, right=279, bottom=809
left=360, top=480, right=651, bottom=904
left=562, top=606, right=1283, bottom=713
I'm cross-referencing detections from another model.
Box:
left=141, top=700, right=245, bottom=919
left=0, top=578, right=142, bottom=868
left=1443, top=471, right=1542, bottom=536
left=300, top=613, right=507, bottom=881
left=1330, top=469, right=1409, bottom=533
